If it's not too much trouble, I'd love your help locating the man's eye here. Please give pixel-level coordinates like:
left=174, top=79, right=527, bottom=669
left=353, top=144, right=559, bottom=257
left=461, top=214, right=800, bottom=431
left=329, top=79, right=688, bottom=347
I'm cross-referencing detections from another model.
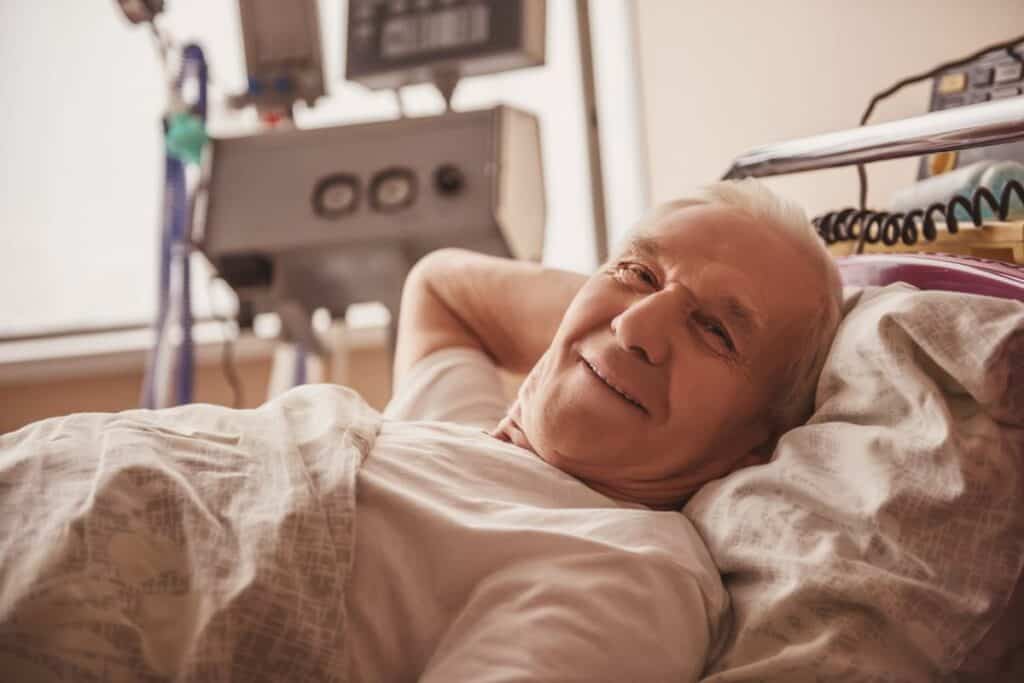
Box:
left=616, top=263, right=658, bottom=289
left=700, top=318, right=736, bottom=353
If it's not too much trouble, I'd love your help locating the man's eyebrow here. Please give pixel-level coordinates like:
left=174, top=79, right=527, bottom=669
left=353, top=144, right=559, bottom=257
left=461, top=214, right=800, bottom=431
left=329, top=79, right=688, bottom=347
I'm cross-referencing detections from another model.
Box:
left=623, top=236, right=660, bottom=260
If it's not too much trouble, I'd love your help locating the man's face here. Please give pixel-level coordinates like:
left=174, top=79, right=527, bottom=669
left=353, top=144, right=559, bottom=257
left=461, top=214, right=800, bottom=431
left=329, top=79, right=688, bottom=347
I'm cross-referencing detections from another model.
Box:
left=513, top=203, right=823, bottom=508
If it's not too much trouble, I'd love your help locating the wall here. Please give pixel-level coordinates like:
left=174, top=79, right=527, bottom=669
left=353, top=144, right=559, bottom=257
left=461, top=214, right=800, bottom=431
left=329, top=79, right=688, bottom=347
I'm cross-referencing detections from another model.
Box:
left=633, top=1, right=1024, bottom=215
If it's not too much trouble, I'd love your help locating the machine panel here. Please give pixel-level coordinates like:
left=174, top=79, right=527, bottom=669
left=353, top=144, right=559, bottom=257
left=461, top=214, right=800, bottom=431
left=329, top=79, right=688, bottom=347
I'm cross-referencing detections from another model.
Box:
left=919, top=47, right=1024, bottom=178
left=199, top=106, right=545, bottom=324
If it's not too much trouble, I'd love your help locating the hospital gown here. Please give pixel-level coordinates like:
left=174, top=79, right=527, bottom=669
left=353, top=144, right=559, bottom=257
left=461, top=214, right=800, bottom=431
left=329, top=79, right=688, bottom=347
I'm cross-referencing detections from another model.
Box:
left=0, top=348, right=727, bottom=682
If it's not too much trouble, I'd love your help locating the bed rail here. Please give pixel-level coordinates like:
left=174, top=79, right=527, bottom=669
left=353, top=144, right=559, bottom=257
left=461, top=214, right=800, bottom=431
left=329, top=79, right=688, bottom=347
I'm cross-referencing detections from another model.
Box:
left=722, top=96, right=1024, bottom=180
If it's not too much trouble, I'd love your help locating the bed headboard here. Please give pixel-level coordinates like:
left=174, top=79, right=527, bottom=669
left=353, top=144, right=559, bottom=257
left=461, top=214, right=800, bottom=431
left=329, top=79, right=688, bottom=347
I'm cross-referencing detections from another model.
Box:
left=837, top=253, right=1024, bottom=302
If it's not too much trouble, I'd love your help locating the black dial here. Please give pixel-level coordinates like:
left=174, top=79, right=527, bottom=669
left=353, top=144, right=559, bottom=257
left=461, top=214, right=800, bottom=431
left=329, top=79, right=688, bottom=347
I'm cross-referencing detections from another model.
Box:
left=434, top=163, right=465, bottom=196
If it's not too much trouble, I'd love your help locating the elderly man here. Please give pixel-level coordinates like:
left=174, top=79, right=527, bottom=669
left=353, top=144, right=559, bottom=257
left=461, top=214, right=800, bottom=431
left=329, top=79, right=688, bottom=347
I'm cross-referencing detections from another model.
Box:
left=0, top=180, right=842, bottom=682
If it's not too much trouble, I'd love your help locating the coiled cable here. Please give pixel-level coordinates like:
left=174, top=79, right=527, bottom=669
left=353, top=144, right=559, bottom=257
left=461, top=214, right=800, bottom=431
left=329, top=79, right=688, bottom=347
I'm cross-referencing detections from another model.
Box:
left=813, top=179, right=1024, bottom=251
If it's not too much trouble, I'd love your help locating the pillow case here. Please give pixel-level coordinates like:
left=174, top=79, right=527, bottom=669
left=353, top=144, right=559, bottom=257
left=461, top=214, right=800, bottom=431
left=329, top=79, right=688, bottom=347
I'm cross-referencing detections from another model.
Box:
left=685, top=283, right=1024, bottom=681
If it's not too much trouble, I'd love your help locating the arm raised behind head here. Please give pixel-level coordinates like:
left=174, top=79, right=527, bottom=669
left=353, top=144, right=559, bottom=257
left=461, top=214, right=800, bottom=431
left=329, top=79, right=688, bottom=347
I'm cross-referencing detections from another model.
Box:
left=393, top=248, right=586, bottom=384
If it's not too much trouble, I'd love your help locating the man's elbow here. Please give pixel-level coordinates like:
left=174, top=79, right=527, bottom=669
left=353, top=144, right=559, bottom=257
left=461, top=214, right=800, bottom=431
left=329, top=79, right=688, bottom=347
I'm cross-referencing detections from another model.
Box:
left=394, top=249, right=487, bottom=379
left=408, top=248, right=471, bottom=285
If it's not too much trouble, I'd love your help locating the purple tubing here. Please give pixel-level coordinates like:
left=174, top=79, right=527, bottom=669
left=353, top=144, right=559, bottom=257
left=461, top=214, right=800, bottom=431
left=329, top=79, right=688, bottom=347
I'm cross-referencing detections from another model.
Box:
left=837, top=253, right=1024, bottom=302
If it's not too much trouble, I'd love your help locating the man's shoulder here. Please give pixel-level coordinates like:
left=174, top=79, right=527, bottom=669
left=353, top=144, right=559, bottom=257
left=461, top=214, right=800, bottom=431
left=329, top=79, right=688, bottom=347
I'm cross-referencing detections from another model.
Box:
left=384, top=346, right=509, bottom=429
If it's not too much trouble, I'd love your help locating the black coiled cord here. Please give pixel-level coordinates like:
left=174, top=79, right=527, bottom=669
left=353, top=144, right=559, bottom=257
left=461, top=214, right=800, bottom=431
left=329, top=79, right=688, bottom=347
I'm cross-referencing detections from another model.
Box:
left=813, top=179, right=1024, bottom=250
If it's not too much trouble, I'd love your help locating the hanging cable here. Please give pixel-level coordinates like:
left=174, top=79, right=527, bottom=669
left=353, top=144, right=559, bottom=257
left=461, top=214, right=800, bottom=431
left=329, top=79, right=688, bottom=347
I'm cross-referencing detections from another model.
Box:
left=205, top=275, right=245, bottom=408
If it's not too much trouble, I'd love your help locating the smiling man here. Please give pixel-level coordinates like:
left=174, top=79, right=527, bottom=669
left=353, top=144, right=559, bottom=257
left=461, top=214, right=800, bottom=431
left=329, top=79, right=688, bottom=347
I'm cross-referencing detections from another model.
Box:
left=397, top=179, right=843, bottom=509
left=0, top=180, right=844, bottom=682
left=340, top=180, right=844, bottom=680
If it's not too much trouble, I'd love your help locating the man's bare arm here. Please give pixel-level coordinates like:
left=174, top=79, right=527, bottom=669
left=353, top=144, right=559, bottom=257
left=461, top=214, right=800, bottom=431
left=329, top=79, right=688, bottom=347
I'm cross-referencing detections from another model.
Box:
left=393, top=248, right=586, bottom=383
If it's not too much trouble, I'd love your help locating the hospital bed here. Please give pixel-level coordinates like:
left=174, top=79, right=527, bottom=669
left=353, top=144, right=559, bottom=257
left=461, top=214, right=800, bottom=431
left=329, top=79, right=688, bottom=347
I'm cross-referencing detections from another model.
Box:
left=4, top=5, right=1022, bottom=677
left=684, top=94, right=1024, bottom=681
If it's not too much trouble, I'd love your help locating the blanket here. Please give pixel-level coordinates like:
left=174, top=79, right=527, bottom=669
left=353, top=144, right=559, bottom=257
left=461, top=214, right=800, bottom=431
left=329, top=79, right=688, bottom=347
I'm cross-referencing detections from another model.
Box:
left=0, top=386, right=380, bottom=682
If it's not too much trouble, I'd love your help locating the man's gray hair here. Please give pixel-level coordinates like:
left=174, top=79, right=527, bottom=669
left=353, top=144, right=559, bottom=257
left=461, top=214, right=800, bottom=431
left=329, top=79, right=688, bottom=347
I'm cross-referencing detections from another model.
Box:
left=626, top=178, right=844, bottom=439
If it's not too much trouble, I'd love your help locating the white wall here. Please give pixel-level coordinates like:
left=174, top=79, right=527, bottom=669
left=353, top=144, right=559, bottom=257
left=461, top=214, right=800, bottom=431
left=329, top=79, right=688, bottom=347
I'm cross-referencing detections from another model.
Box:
left=634, top=0, right=1024, bottom=216
left=0, top=0, right=645, bottom=337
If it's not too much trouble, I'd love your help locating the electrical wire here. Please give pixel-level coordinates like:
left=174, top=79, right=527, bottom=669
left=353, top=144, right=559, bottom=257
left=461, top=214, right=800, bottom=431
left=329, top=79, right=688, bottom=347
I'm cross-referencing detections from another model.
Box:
left=841, top=33, right=1024, bottom=253
left=147, top=18, right=169, bottom=67
left=206, top=275, right=246, bottom=409
left=815, top=179, right=1024, bottom=247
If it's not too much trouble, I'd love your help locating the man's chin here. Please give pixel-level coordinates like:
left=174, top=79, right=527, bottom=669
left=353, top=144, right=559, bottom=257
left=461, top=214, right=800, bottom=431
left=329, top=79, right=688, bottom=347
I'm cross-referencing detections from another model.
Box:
left=525, top=410, right=625, bottom=473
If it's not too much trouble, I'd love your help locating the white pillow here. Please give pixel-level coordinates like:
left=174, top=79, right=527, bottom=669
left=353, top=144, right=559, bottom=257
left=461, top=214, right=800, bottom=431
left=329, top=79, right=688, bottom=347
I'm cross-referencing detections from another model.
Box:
left=685, top=283, right=1024, bottom=681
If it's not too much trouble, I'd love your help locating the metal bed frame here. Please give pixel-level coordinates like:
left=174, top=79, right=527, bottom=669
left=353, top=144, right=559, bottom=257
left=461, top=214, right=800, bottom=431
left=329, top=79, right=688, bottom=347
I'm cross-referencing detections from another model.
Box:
left=722, top=96, right=1024, bottom=180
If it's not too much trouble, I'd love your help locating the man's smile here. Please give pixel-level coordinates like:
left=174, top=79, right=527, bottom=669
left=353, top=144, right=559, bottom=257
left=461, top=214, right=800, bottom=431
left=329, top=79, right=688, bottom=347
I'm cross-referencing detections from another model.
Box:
left=580, top=355, right=649, bottom=414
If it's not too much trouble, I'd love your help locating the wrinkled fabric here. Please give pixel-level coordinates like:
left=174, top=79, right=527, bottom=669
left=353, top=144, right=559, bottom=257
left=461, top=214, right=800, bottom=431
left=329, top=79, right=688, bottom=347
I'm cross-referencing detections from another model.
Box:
left=687, top=284, right=1024, bottom=682
left=349, top=347, right=727, bottom=682
left=0, top=385, right=380, bottom=682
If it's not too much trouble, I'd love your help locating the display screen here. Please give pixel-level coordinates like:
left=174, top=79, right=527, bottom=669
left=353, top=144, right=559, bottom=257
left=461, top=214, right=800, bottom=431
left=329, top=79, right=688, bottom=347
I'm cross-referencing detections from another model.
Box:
left=345, top=0, right=541, bottom=90
left=380, top=5, right=490, bottom=59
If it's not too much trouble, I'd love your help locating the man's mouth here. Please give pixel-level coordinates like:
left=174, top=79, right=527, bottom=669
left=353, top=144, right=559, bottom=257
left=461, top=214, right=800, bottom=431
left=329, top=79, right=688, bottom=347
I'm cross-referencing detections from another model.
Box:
left=581, top=356, right=648, bottom=414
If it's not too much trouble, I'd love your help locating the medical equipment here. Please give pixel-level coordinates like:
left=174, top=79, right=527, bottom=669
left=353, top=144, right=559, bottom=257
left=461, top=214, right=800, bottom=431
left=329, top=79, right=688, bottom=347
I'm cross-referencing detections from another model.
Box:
left=887, top=159, right=1024, bottom=221
left=818, top=173, right=1024, bottom=250
left=115, top=0, right=163, bottom=24
left=198, top=105, right=545, bottom=333
left=725, top=36, right=1024, bottom=264
left=115, top=0, right=214, bottom=408
left=723, top=94, right=1024, bottom=247
left=918, top=45, right=1024, bottom=180
left=119, top=0, right=550, bottom=404
left=203, top=1, right=547, bottom=398
left=725, top=96, right=1024, bottom=264
left=345, top=0, right=545, bottom=106
left=230, top=0, right=326, bottom=117
left=136, top=39, right=209, bottom=409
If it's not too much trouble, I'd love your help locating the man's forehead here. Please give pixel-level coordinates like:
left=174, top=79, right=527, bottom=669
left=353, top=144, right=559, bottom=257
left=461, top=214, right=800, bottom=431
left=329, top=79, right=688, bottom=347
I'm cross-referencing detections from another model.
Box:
left=652, top=202, right=760, bottom=241
left=630, top=203, right=806, bottom=278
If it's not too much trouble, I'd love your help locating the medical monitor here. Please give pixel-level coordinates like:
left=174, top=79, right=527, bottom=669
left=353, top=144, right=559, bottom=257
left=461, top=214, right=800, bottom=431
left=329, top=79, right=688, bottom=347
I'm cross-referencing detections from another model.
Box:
left=345, top=0, right=546, bottom=90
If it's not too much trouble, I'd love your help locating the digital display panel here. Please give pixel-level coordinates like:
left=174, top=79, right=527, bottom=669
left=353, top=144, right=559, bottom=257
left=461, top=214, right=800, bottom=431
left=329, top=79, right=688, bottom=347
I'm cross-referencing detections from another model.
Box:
left=380, top=5, right=490, bottom=59
left=346, top=0, right=544, bottom=90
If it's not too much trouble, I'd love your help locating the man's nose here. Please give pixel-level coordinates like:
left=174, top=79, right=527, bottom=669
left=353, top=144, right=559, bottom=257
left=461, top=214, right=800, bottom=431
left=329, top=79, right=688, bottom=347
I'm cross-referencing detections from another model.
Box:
left=610, top=291, right=678, bottom=365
